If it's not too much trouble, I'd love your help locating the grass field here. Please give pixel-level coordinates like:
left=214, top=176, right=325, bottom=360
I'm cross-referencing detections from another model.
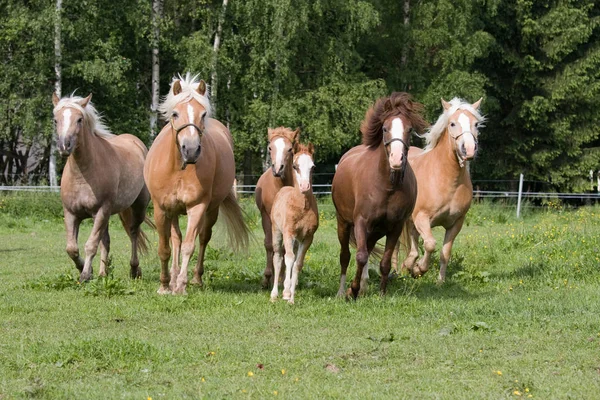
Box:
left=0, top=193, right=599, bottom=399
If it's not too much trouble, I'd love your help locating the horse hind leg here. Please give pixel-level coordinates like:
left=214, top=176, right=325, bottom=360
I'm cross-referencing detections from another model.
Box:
left=438, top=217, right=465, bottom=284
left=281, top=235, right=295, bottom=301
left=288, top=236, right=313, bottom=304
left=401, top=220, right=419, bottom=274
left=192, top=209, right=218, bottom=288
left=379, top=229, right=403, bottom=295
left=98, top=227, right=110, bottom=277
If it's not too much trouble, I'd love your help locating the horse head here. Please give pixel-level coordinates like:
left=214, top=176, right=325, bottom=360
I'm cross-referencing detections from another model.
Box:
left=292, top=142, right=315, bottom=193
left=52, top=93, right=92, bottom=157
left=441, top=97, right=483, bottom=166
left=361, top=92, right=428, bottom=180
left=268, top=127, right=300, bottom=178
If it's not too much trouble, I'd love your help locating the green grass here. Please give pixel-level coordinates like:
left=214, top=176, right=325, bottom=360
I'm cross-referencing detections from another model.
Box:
left=1, top=193, right=600, bottom=398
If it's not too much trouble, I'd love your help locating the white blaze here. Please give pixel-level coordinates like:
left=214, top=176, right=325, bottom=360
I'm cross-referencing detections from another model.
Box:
left=389, top=118, right=405, bottom=168
left=457, top=113, right=476, bottom=155
left=62, top=109, right=72, bottom=137
left=187, top=104, right=196, bottom=136
left=273, top=138, right=285, bottom=168
left=295, top=153, right=314, bottom=192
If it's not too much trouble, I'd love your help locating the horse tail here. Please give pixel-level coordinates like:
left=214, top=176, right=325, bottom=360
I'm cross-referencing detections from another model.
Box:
left=118, top=209, right=155, bottom=256
left=391, top=220, right=412, bottom=273
left=348, top=230, right=384, bottom=262
left=219, top=189, right=250, bottom=252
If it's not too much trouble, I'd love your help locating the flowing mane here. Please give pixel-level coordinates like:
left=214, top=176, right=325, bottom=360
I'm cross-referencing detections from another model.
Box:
left=361, top=92, right=428, bottom=149
left=268, top=127, right=299, bottom=142
left=159, top=73, right=212, bottom=120
left=423, top=98, right=485, bottom=152
left=53, top=94, right=114, bottom=139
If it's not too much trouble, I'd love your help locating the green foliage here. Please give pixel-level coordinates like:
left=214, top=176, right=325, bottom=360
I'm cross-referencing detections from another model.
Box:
left=0, top=192, right=63, bottom=220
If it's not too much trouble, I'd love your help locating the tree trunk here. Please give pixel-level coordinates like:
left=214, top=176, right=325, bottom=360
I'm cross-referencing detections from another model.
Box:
left=401, top=0, right=410, bottom=67
left=50, top=0, right=62, bottom=187
left=150, top=0, right=164, bottom=140
left=211, top=0, right=229, bottom=116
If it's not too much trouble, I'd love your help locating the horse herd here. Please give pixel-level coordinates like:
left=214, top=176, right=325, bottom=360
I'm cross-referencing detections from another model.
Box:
left=51, top=73, right=485, bottom=303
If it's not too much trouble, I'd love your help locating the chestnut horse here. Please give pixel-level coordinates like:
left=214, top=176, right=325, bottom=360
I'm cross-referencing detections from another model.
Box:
left=393, top=97, right=484, bottom=282
left=52, top=93, right=151, bottom=282
left=332, top=93, right=428, bottom=299
left=270, top=143, right=318, bottom=304
left=255, top=127, right=300, bottom=288
left=144, top=73, right=249, bottom=294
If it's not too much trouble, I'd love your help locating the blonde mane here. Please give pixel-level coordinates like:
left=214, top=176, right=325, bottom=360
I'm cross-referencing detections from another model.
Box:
left=422, top=98, right=485, bottom=152
left=53, top=94, right=114, bottom=139
left=159, top=73, right=212, bottom=120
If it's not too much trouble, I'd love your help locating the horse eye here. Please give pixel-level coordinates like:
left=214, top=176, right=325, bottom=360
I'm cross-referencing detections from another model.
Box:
left=172, top=112, right=179, bottom=119
left=288, top=148, right=292, bottom=152
left=268, top=146, right=272, bottom=151
left=53, top=119, right=57, bottom=124
left=450, top=122, right=456, bottom=127
left=382, top=126, right=388, bottom=133
left=77, top=118, right=83, bottom=123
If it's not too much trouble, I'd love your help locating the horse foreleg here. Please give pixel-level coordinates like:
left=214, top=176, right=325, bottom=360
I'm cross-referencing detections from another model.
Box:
left=80, top=208, right=111, bottom=282
left=438, top=217, right=465, bottom=284
left=169, top=218, right=182, bottom=290
left=281, top=234, right=295, bottom=301
left=154, top=206, right=172, bottom=294
left=412, top=215, right=435, bottom=278
left=64, top=211, right=83, bottom=272
left=288, top=236, right=313, bottom=304
left=336, top=217, right=351, bottom=297
left=98, top=227, right=110, bottom=277
left=260, top=209, right=275, bottom=289
left=193, top=209, right=218, bottom=287
left=348, top=219, right=368, bottom=300
left=174, top=204, right=206, bottom=294
left=270, top=228, right=284, bottom=302
left=380, top=229, right=402, bottom=295
left=401, top=220, right=419, bottom=274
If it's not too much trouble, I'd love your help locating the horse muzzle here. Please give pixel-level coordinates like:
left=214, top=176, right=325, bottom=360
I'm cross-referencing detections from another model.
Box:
left=57, top=137, right=74, bottom=157
left=271, top=164, right=284, bottom=178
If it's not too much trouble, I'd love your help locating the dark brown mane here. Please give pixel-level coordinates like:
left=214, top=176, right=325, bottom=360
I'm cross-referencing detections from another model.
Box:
left=360, top=92, right=428, bottom=149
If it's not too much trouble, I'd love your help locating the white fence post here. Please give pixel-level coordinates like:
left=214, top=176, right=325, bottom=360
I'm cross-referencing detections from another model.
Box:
left=516, top=173, right=524, bottom=218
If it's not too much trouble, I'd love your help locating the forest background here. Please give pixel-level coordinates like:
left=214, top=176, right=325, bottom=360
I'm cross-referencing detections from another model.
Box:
left=2, top=0, right=600, bottom=191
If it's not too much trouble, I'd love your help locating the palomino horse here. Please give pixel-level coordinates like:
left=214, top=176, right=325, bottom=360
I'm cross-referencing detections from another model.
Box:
left=393, top=97, right=484, bottom=282
left=332, top=92, right=428, bottom=299
left=52, top=93, right=152, bottom=282
left=255, top=127, right=300, bottom=288
left=144, top=73, right=249, bottom=294
left=270, top=142, right=318, bottom=304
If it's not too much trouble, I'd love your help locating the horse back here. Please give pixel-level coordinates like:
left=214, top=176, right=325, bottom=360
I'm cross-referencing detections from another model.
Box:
left=271, top=187, right=318, bottom=239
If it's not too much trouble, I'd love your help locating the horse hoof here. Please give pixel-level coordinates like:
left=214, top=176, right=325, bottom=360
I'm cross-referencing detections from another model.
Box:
left=270, top=295, right=278, bottom=303
left=287, top=298, right=295, bottom=305
left=173, top=285, right=187, bottom=295
left=261, top=276, right=272, bottom=290
left=79, top=273, right=92, bottom=282
left=282, top=292, right=291, bottom=301
left=345, top=288, right=357, bottom=301
left=336, top=290, right=346, bottom=298
left=191, top=277, right=203, bottom=287
left=157, top=286, right=171, bottom=295
left=436, top=277, right=446, bottom=285
left=130, top=268, right=142, bottom=279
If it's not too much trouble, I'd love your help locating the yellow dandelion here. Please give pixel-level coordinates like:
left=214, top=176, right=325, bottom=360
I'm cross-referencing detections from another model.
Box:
left=148, top=397, right=152, bottom=400
left=281, top=369, right=286, bottom=375
left=273, top=391, right=278, bottom=395
left=514, top=390, right=522, bottom=396
left=247, top=371, right=254, bottom=377
left=201, top=377, right=205, bottom=382
left=527, top=395, right=533, bottom=398
left=525, top=388, right=529, bottom=393
left=496, top=370, right=502, bottom=376
left=242, top=389, right=247, bottom=393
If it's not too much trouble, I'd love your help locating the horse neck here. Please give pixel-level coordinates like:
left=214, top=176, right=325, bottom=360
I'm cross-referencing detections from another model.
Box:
left=68, top=126, right=103, bottom=174
left=165, top=127, right=186, bottom=171
left=429, top=128, right=469, bottom=182
left=280, top=157, right=294, bottom=186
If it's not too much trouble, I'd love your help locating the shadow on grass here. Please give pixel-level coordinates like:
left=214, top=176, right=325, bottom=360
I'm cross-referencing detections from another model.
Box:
left=491, top=260, right=544, bottom=280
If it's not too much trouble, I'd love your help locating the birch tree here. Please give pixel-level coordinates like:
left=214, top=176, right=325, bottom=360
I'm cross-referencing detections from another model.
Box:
left=150, top=0, right=164, bottom=140
left=50, top=0, right=62, bottom=187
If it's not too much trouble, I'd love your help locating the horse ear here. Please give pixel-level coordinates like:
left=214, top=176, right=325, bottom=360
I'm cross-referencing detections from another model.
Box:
left=441, top=98, right=451, bottom=111
left=197, top=80, right=207, bottom=96
left=293, top=141, right=300, bottom=153
left=267, top=128, right=274, bottom=141
left=472, top=97, right=483, bottom=110
left=307, top=142, right=314, bottom=155
left=79, top=93, right=92, bottom=108
left=52, top=92, right=60, bottom=106
left=292, top=128, right=301, bottom=142
left=172, top=80, right=182, bottom=95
